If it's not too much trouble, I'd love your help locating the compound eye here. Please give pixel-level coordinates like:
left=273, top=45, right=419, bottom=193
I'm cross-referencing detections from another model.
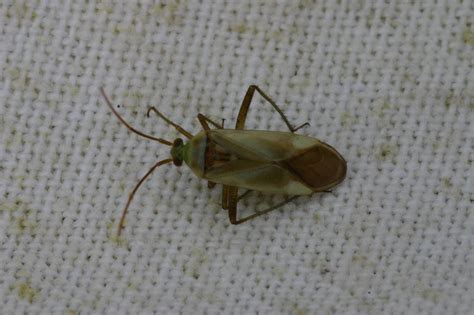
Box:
left=173, top=138, right=183, bottom=146
left=173, top=157, right=183, bottom=167
left=171, top=138, right=184, bottom=166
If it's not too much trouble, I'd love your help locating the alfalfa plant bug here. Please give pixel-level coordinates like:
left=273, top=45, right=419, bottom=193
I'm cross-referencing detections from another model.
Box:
left=101, top=85, right=346, bottom=235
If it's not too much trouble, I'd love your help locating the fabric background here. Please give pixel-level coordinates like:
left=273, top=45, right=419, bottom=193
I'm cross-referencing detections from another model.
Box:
left=1, top=1, right=473, bottom=314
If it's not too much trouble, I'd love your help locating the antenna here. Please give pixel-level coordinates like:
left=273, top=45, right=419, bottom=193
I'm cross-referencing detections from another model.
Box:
left=100, top=88, right=173, bottom=146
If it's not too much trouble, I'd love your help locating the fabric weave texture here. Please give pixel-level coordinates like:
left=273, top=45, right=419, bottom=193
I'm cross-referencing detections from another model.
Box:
left=0, top=1, right=473, bottom=314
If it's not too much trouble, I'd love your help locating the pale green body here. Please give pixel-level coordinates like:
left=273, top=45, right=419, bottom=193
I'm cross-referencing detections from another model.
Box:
left=174, top=129, right=347, bottom=195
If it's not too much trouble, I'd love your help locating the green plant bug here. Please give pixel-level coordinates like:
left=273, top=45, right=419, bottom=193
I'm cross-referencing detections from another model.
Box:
left=101, top=85, right=346, bottom=235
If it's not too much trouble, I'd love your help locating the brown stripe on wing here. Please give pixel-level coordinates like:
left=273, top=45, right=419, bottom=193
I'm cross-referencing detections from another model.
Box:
left=204, top=139, right=232, bottom=170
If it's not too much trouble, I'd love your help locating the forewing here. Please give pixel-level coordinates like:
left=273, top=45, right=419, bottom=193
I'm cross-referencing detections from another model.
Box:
left=204, top=160, right=313, bottom=195
left=208, top=129, right=321, bottom=161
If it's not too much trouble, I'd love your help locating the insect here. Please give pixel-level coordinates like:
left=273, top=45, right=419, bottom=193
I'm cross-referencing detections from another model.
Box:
left=101, top=85, right=346, bottom=235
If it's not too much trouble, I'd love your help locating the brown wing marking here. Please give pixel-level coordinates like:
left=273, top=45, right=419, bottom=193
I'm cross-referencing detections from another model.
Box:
left=280, top=144, right=347, bottom=192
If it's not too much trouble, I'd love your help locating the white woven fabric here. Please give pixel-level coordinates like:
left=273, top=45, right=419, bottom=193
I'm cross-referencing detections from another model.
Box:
left=1, top=1, right=473, bottom=314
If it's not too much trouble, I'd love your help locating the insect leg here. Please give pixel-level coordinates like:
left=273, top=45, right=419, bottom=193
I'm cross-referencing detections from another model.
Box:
left=228, top=194, right=299, bottom=225
left=237, top=190, right=252, bottom=201
left=147, top=107, right=193, bottom=139
left=222, top=185, right=230, bottom=209
left=236, top=85, right=308, bottom=133
left=292, top=121, right=310, bottom=132
left=197, top=113, right=224, bottom=130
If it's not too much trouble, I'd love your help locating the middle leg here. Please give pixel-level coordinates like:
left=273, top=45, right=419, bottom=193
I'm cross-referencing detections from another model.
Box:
left=235, top=85, right=309, bottom=132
